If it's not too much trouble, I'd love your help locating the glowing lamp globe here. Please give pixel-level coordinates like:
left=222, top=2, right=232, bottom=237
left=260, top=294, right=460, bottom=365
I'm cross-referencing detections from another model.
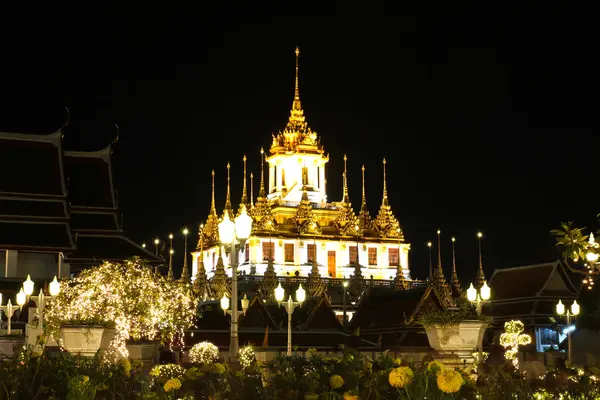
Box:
left=571, top=300, right=580, bottom=316
left=183, top=228, right=189, bottom=236
left=556, top=299, right=565, bottom=316
left=234, top=205, right=253, bottom=240
left=23, top=275, right=34, bottom=296
left=586, top=251, right=599, bottom=263
left=49, top=276, right=61, bottom=297
left=296, top=284, right=306, bottom=303
left=218, top=211, right=236, bottom=245
left=480, top=281, right=491, bottom=301
left=274, top=282, right=285, bottom=302
left=16, top=288, right=26, bottom=307
left=466, top=283, right=477, bottom=302
left=241, top=293, right=249, bottom=312
left=343, top=281, right=349, bottom=288
left=220, top=294, right=230, bottom=313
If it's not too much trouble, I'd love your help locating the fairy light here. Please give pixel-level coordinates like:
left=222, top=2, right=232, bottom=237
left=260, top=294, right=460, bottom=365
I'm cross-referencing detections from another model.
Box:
left=189, top=341, right=219, bottom=364
left=238, top=345, right=256, bottom=368
left=44, top=258, right=198, bottom=363
left=499, top=320, right=531, bottom=369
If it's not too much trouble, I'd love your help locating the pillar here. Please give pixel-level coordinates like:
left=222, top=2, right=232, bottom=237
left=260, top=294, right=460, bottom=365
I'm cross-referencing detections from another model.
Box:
left=4, top=250, right=18, bottom=277
left=269, top=165, right=275, bottom=193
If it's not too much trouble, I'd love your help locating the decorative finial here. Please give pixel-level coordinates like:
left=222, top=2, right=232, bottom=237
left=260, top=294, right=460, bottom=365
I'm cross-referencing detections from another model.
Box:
left=250, top=172, right=254, bottom=208
left=437, top=229, right=442, bottom=273
left=225, top=163, right=232, bottom=211
left=241, top=155, right=248, bottom=206
left=361, top=165, right=367, bottom=208
left=476, top=232, right=485, bottom=288
left=382, top=158, right=388, bottom=206
left=259, top=147, right=266, bottom=198
left=210, top=170, right=216, bottom=214
left=451, top=236, right=461, bottom=293
left=293, top=46, right=302, bottom=111
left=343, top=154, right=349, bottom=203
left=427, top=241, right=433, bottom=278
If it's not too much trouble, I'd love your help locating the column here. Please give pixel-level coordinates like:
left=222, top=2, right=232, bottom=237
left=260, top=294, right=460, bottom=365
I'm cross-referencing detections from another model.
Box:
left=269, top=165, right=275, bottom=193
left=277, top=165, right=283, bottom=192
left=4, top=250, right=18, bottom=277
left=319, top=165, right=326, bottom=200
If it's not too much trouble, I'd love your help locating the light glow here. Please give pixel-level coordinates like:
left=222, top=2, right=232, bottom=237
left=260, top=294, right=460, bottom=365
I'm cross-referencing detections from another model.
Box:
left=218, top=210, right=235, bottom=245
left=480, top=281, right=491, bottom=301
left=16, top=288, right=26, bottom=307
left=234, top=205, right=253, bottom=240
left=49, top=276, right=61, bottom=297
left=556, top=299, right=565, bottom=316
left=274, top=282, right=285, bottom=302
left=220, top=294, right=230, bottom=313
left=296, top=284, right=306, bottom=303
left=571, top=300, right=580, bottom=316
left=23, top=275, right=34, bottom=296
left=466, top=283, right=477, bottom=302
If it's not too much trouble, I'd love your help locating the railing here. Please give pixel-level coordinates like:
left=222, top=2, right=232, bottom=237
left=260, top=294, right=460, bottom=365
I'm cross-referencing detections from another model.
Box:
left=237, top=274, right=427, bottom=290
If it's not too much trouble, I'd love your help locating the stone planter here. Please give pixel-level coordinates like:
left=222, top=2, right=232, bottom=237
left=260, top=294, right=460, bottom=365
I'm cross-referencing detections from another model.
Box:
left=424, top=320, right=488, bottom=352
left=60, top=326, right=105, bottom=357
left=100, top=328, right=117, bottom=349
left=127, top=341, right=159, bottom=365
left=0, top=337, right=25, bottom=359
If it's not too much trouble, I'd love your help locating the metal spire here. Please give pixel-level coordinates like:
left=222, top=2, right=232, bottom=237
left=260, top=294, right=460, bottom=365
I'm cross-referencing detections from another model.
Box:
left=343, top=154, right=349, bottom=203
left=250, top=172, right=254, bottom=208
left=224, top=163, right=233, bottom=216
left=210, top=170, right=216, bottom=215
left=292, top=46, right=302, bottom=111
left=382, top=158, right=388, bottom=206
left=241, top=155, right=248, bottom=206
left=259, top=147, right=266, bottom=198
left=476, top=232, right=485, bottom=289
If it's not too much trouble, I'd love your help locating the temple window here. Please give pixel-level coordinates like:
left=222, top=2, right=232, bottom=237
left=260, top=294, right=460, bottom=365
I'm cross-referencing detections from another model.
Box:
left=388, top=248, right=399, bottom=266
left=307, top=243, right=316, bottom=263
left=368, top=247, right=377, bottom=265
left=284, top=243, right=294, bottom=262
left=349, top=246, right=358, bottom=264
left=245, top=242, right=250, bottom=262
left=262, top=242, right=275, bottom=261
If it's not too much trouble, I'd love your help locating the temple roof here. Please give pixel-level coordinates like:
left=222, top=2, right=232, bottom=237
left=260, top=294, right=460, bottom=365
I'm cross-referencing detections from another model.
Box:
left=64, top=147, right=116, bottom=209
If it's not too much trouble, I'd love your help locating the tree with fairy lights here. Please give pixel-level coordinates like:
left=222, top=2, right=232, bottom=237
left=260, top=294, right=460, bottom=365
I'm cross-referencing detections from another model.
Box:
left=499, top=320, right=531, bottom=369
left=44, top=258, right=198, bottom=362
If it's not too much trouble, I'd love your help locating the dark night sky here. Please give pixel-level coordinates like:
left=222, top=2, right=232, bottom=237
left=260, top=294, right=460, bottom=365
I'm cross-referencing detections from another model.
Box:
left=1, top=6, right=598, bottom=282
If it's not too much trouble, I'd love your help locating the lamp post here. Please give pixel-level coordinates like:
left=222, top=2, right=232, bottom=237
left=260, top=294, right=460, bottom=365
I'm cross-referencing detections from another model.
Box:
left=556, top=299, right=580, bottom=365
left=342, top=279, right=349, bottom=328
left=466, top=281, right=491, bottom=315
left=221, top=293, right=250, bottom=317
left=467, top=281, right=491, bottom=365
left=218, top=205, right=253, bottom=362
left=274, top=282, right=306, bottom=356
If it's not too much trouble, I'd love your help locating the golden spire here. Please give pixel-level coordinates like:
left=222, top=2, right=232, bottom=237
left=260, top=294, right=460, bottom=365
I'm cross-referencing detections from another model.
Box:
left=361, top=165, right=366, bottom=207
left=382, top=158, right=388, bottom=206
left=437, top=230, right=442, bottom=273
left=259, top=147, right=266, bottom=198
left=224, top=163, right=233, bottom=216
left=476, top=232, right=485, bottom=289
left=427, top=241, right=433, bottom=278
left=241, top=155, right=248, bottom=206
left=451, top=237, right=461, bottom=294
left=293, top=46, right=301, bottom=111
left=358, top=164, right=373, bottom=230
left=342, top=154, right=349, bottom=203
left=210, top=170, right=216, bottom=215
left=250, top=172, right=254, bottom=208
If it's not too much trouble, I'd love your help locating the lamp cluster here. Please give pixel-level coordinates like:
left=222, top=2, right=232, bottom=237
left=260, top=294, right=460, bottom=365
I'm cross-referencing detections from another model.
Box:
left=582, top=233, right=599, bottom=290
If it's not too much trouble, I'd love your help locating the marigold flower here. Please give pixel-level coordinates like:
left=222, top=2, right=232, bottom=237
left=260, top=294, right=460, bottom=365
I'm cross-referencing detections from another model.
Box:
left=426, top=360, right=444, bottom=375
left=329, top=374, right=344, bottom=389
left=163, top=377, right=182, bottom=392
left=436, top=369, right=464, bottom=394
left=343, top=392, right=359, bottom=400
left=389, top=366, right=414, bottom=388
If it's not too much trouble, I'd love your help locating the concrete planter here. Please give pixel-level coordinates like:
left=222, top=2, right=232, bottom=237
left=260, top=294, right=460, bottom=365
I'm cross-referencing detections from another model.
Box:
left=424, top=321, right=488, bottom=352
left=127, top=341, right=159, bottom=364
left=60, top=326, right=105, bottom=357
left=0, top=337, right=25, bottom=359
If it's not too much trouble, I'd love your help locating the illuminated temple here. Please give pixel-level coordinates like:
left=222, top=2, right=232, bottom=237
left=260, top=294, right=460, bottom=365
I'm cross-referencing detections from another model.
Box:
left=191, top=48, right=413, bottom=287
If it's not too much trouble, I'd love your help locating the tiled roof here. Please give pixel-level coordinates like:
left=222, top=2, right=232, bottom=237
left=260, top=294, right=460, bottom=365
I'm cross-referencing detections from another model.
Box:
left=489, top=262, right=556, bottom=299
left=0, top=131, right=65, bottom=196
left=348, top=287, right=436, bottom=331
left=70, top=212, right=120, bottom=231
left=0, top=221, right=74, bottom=251
left=0, top=198, right=68, bottom=219
left=64, top=150, right=115, bottom=208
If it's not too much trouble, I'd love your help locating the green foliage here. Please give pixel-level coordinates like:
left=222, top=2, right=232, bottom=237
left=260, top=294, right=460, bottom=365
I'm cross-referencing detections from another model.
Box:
left=417, top=303, right=492, bottom=327
left=551, top=221, right=590, bottom=262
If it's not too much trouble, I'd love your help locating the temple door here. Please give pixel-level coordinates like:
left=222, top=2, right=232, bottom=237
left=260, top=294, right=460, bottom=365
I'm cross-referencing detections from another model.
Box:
left=328, top=251, right=336, bottom=277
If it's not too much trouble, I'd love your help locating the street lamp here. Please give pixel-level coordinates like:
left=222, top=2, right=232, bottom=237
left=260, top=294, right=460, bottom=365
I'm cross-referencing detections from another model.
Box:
left=467, top=281, right=491, bottom=315
left=342, top=279, right=349, bottom=328
left=221, top=293, right=250, bottom=316
left=556, top=299, right=580, bottom=365
left=218, top=206, right=253, bottom=361
left=274, top=282, right=306, bottom=356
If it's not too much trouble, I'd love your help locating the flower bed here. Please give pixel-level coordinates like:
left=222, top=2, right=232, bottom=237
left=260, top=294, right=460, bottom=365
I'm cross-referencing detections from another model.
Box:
left=2, top=344, right=600, bottom=399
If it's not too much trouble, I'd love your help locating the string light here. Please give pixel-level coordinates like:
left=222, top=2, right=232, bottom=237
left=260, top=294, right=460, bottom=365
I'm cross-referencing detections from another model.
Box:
left=189, top=341, right=219, bottom=364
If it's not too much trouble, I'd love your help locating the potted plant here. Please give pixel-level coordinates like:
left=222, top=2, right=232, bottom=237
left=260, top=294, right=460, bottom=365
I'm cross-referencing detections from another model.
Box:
left=44, top=258, right=198, bottom=361
left=418, top=304, right=490, bottom=353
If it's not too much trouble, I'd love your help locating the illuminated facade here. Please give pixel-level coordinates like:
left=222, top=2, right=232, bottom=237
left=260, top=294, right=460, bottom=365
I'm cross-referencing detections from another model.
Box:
left=191, top=48, right=411, bottom=282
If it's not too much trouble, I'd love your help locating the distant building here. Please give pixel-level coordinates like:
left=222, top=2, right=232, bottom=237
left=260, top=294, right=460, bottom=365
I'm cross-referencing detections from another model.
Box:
left=192, top=47, right=412, bottom=283
left=0, top=128, right=162, bottom=283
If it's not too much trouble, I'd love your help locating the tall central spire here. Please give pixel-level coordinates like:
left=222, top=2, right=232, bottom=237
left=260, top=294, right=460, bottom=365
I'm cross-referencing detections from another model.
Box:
left=210, top=170, right=216, bottom=215
left=293, top=46, right=302, bottom=111
left=239, top=155, right=248, bottom=213
left=259, top=147, right=266, bottom=198
left=382, top=158, right=388, bottom=206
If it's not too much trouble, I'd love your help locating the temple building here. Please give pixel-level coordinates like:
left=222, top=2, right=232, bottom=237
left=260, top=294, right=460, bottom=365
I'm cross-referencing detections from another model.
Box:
left=191, top=48, right=411, bottom=283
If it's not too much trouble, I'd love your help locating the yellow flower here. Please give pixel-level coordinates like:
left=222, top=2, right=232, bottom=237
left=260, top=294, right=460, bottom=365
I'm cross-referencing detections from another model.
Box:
left=426, top=360, right=444, bottom=375
left=81, top=375, right=89, bottom=385
left=149, top=366, right=160, bottom=377
left=163, top=378, right=182, bottom=392
left=393, top=357, right=403, bottom=366
left=389, top=366, right=413, bottom=388
left=343, top=392, right=359, bottom=400
left=209, top=363, right=226, bottom=374
left=118, top=358, right=132, bottom=378
left=436, top=370, right=464, bottom=394
left=329, top=374, right=344, bottom=389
